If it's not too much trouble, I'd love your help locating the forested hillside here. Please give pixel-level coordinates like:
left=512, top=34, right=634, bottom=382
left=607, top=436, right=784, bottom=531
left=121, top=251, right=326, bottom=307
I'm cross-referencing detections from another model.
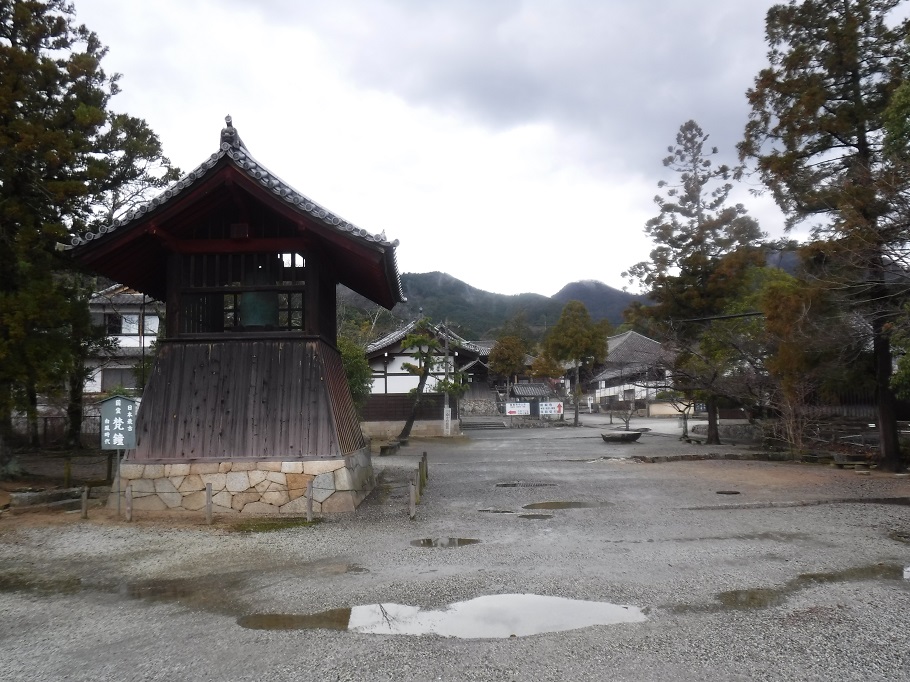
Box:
left=338, top=272, right=645, bottom=341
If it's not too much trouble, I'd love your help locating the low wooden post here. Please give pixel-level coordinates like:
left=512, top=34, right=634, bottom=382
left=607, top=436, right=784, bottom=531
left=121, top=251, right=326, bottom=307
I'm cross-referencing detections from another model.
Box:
left=422, top=452, right=428, bottom=481
left=125, top=485, right=133, bottom=522
left=80, top=486, right=88, bottom=520
left=306, top=480, right=313, bottom=523
left=409, top=481, right=416, bottom=520
left=414, top=471, right=421, bottom=504
left=116, top=449, right=123, bottom=517
left=205, top=483, right=213, bottom=525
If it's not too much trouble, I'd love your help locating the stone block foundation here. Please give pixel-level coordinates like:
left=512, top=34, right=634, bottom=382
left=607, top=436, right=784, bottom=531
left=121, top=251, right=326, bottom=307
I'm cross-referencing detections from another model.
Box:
left=108, top=450, right=374, bottom=514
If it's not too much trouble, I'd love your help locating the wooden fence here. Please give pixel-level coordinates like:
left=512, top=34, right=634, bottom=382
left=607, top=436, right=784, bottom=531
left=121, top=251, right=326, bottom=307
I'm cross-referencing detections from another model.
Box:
left=361, top=393, right=457, bottom=422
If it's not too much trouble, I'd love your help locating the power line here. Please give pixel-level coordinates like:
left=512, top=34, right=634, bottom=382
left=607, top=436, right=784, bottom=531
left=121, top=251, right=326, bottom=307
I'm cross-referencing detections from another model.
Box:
left=672, top=311, right=765, bottom=323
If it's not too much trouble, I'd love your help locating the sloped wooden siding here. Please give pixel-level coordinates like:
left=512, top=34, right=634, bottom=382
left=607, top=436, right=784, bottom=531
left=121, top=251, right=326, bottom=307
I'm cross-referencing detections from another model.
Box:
left=132, top=339, right=365, bottom=461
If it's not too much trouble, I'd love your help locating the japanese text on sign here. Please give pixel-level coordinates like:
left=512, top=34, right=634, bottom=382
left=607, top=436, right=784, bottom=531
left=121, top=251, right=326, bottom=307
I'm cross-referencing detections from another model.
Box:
left=539, top=402, right=564, bottom=416
left=505, top=402, right=531, bottom=416
left=100, top=396, right=137, bottom=450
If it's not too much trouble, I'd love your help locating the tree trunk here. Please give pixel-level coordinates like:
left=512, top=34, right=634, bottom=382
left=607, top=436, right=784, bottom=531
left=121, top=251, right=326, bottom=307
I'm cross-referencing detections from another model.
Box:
left=705, top=395, right=721, bottom=445
left=873, top=320, right=903, bottom=471
left=398, top=366, right=430, bottom=441
left=0, top=432, right=12, bottom=474
left=573, top=362, right=580, bottom=427
left=0, top=380, right=12, bottom=443
left=66, top=368, right=84, bottom=449
left=25, top=378, right=39, bottom=448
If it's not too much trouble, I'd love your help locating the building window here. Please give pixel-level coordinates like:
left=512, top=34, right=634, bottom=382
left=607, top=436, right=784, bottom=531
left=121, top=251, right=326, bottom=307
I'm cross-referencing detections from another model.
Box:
left=101, top=367, right=137, bottom=391
left=178, top=252, right=306, bottom=334
left=101, top=312, right=158, bottom=336
left=105, top=313, right=122, bottom=335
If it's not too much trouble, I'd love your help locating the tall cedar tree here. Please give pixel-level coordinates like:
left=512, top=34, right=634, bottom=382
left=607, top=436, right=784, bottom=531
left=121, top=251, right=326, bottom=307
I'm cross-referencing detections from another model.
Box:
left=543, top=301, right=608, bottom=427
left=739, top=0, right=910, bottom=470
left=0, top=1, right=178, bottom=450
left=625, top=120, right=765, bottom=443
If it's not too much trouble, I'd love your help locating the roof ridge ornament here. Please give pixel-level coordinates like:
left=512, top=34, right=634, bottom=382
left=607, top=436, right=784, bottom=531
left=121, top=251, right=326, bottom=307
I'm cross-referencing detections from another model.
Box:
left=220, top=114, right=248, bottom=151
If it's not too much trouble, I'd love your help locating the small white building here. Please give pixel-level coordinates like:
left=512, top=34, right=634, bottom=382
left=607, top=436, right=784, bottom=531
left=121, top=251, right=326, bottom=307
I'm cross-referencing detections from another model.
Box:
left=86, top=284, right=162, bottom=394
left=365, top=320, right=489, bottom=394
left=591, top=331, right=668, bottom=407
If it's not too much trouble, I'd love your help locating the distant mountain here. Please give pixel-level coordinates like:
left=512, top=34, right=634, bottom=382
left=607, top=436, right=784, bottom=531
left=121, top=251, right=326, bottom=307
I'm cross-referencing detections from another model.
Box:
left=552, top=280, right=644, bottom=325
left=373, top=272, right=644, bottom=339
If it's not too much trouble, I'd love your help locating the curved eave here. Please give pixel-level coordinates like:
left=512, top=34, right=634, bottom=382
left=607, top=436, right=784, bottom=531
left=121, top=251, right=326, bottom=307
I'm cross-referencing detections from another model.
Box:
left=72, top=143, right=405, bottom=308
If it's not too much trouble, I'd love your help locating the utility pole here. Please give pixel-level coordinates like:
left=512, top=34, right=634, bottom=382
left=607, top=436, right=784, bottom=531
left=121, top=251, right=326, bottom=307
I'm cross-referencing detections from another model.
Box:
left=443, top=319, right=451, bottom=436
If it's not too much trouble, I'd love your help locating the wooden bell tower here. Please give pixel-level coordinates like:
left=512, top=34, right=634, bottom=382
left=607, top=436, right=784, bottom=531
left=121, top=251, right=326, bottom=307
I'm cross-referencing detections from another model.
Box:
left=73, top=117, right=404, bottom=464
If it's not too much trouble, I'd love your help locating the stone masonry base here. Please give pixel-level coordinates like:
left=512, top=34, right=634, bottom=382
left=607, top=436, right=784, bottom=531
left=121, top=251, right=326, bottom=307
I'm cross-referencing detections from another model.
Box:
left=108, top=450, right=374, bottom=515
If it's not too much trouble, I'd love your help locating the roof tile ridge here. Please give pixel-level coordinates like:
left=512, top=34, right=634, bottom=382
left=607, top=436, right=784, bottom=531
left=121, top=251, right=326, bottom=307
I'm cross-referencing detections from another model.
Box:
left=70, top=147, right=229, bottom=247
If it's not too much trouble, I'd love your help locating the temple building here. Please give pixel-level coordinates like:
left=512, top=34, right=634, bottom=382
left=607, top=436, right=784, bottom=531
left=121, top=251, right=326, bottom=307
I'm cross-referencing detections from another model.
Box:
left=71, top=117, right=404, bottom=513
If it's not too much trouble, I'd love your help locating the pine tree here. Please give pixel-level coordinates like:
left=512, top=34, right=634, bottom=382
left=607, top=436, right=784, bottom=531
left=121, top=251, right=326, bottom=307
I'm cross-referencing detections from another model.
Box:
left=625, top=120, right=765, bottom=443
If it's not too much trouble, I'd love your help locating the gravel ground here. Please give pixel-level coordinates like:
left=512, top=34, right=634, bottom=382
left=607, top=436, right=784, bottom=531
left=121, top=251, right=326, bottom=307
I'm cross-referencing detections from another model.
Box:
left=1, top=417, right=909, bottom=681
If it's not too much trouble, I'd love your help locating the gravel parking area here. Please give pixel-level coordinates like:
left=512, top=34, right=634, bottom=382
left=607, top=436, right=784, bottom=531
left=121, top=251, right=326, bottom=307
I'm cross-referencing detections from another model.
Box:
left=1, top=418, right=908, bottom=681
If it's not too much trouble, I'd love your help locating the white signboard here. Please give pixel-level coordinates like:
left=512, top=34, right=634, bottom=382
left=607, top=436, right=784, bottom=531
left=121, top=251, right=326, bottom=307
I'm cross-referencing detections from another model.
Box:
left=443, top=407, right=452, bottom=436
left=539, top=402, right=564, bottom=416
left=505, top=402, right=531, bottom=416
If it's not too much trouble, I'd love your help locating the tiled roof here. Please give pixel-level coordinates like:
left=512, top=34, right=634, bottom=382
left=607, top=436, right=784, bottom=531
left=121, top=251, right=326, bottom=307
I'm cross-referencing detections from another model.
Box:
left=510, top=383, right=553, bottom=398
left=606, top=331, right=664, bottom=364
left=366, top=320, right=420, bottom=354
left=592, top=331, right=667, bottom=384
left=366, top=320, right=490, bottom=357
left=69, top=117, right=402, bottom=302
left=90, top=284, right=160, bottom=307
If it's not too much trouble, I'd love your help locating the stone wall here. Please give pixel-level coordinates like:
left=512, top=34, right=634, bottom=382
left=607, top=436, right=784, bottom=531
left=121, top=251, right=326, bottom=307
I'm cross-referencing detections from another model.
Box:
left=691, top=422, right=764, bottom=444
left=109, top=450, right=374, bottom=515
left=460, top=399, right=499, bottom=416
left=360, top=419, right=448, bottom=439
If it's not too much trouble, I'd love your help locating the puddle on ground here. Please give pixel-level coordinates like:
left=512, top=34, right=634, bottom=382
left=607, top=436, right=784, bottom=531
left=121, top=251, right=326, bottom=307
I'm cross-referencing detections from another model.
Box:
left=0, top=559, right=368, bottom=616
left=716, top=490, right=741, bottom=495
left=0, top=572, right=83, bottom=596
left=674, top=563, right=905, bottom=614
left=518, top=514, right=553, bottom=520
left=478, top=509, right=515, bottom=514
left=239, top=608, right=352, bottom=631
left=522, top=501, right=612, bottom=510
left=411, top=538, right=480, bottom=548
left=237, top=593, right=647, bottom=637
left=496, top=482, right=557, bottom=488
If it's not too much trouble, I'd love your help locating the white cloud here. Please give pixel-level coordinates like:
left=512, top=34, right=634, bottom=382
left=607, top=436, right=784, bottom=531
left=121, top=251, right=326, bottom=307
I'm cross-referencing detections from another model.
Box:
left=73, top=0, right=788, bottom=296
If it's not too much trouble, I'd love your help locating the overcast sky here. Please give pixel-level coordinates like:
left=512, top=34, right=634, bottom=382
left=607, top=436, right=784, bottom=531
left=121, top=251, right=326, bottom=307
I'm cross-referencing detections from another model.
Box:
left=73, top=0, right=789, bottom=297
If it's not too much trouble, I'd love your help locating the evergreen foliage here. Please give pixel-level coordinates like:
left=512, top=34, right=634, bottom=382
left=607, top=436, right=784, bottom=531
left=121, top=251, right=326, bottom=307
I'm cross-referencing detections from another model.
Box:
left=0, top=0, right=177, bottom=448
left=396, top=320, right=456, bottom=441
left=626, top=120, right=765, bottom=444
left=489, top=335, right=528, bottom=400
left=739, top=0, right=910, bottom=470
left=337, top=336, right=373, bottom=416
left=542, top=300, right=608, bottom=426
